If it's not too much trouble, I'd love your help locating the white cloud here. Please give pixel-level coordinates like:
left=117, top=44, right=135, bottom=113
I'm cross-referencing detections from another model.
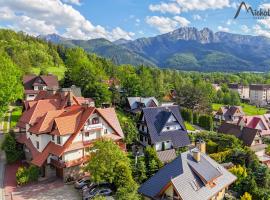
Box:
left=62, top=0, right=81, bottom=6
left=0, top=0, right=134, bottom=41
left=241, top=25, right=250, bottom=33
left=173, top=16, right=190, bottom=27
left=146, top=16, right=190, bottom=33
left=110, top=27, right=135, bottom=41
left=149, top=0, right=230, bottom=14
left=135, top=18, right=140, bottom=23
left=149, top=2, right=181, bottom=14
left=253, top=24, right=270, bottom=38
left=192, top=14, right=202, bottom=20
left=218, top=26, right=229, bottom=32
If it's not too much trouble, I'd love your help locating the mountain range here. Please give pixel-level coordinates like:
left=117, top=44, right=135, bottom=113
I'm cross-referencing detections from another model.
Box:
left=39, top=27, right=270, bottom=72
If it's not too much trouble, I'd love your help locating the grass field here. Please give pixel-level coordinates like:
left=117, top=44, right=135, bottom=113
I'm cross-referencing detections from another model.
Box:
left=10, top=106, right=22, bottom=129
left=212, top=103, right=268, bottom=116
left=184, top=121, right=195, bottom=131
left=31, top=65, right=66, bottom=80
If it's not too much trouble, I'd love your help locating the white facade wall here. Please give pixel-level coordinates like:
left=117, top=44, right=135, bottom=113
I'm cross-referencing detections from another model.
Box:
left=162, top=124, right=181, bottom=132
left=63, top=149, right=83, bottom=162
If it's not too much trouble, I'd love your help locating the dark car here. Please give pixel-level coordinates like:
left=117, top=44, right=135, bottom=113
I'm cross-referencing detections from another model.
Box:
left=74, top=177, right=91, bottom=189
left=82, top=182, right=114, bottom=196
left=83, top=187, right=113, bottom=200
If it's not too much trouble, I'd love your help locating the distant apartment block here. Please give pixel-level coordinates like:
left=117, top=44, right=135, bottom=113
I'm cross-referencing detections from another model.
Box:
left=249, top=84, right=270, bottom=106
left=228, top=83, right=249, bottom=100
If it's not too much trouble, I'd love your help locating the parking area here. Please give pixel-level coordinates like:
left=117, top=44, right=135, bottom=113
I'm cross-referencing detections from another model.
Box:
left=11, top=180, right=80, bottom=200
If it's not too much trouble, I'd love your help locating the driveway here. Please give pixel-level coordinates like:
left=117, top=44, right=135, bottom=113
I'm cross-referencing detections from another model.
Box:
left=11, top=179, right=80, bottom=200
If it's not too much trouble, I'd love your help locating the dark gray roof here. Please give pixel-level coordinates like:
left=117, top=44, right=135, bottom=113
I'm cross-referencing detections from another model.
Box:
left=138, top=155, right=184, bottom=198
left=61, top=85, right=82, bottom=97
left=142, top=106, right=190, bottom=148
left=138, top=150, right=237, bottom=200
left=157, top=149, right=177, bottom=163
left=250, top=84, right=270, bottom=90
left=218, top=123, right=260, bottom=146
left=187, top=152, right=222, bottom=183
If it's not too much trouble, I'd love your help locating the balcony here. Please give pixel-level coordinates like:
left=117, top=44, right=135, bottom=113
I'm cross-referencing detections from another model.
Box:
left=50, top=158, right=66, bottom=168
left=84, top=123, right=102, bottom=131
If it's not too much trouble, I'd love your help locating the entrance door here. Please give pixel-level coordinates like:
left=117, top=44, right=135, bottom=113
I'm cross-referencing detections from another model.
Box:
left=56, top=168, right=63, bottom=178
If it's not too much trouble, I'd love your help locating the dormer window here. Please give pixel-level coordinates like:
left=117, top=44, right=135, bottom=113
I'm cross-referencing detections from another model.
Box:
left=92, top=117, right=99, bottom=124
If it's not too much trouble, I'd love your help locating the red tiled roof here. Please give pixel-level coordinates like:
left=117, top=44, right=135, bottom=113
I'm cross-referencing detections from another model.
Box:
left=54, top=108, right=83, bottom=135
left=18, top=99, right=61, bottom=128
left=96, top=108, right=124, bottom=138
left=29, top=110, right=64, bottom=134
left=31, top=142, right=63, bottom=167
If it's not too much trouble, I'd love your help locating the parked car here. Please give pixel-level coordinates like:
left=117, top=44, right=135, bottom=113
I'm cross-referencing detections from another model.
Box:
left=82, top=182, right=114, bottom=196
left=83, top=187, right=113, bottom=200
left=74, top=177, right=91, bottom=189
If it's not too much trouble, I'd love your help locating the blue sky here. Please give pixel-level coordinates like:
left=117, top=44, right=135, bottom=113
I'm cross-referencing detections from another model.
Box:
left=0, top=0, right=269, bottom=41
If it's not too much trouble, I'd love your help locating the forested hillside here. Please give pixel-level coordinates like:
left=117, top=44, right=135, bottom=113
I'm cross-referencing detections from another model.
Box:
left=42, top=27, right=270, bottom=72
left=2, top=29, right=270, bottom=117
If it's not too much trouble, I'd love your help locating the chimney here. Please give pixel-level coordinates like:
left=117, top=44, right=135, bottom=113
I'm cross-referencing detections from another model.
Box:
left=196, top=139, right=206, bottom=154
left=192, top=149, right=201, bottom=162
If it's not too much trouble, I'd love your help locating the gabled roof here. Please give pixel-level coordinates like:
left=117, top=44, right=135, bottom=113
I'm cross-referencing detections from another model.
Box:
left=157, top=149, right=177, bottom=163
left=127, top=97, right=159, bottom=110
left=23, top=75, right=59, bottom=90
left=141, top=106, right=190, bottom=148
left=218, top=123, right=260, bottom=146
left=138, top=150, right=236, bottom=200
left=54, top=106, right=83, bottom=135
left=28, top=110, right=64, bottom=134
left=18, top=99, right=62, bottom=127
left=216, top=106, right=244, bottom=118
left=96, top=107, right=124, bottom=138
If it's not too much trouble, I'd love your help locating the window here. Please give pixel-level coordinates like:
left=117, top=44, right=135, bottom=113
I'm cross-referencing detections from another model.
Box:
left=30, top=133, right=32, bottom=135
left=57, top=136, right=61, bottom=144
left=166, top=126, right=170, bottom=130
left=85, top=132, right=89, bottom=137
left=104, top=129, right=108, bottom=134
left=140, top=135, right=143, bottom=142
left=52, top=135, right=55, bottom=141
left=92, top=117, right=99, bottom=124
left=36, top=141, right=39, bottom=149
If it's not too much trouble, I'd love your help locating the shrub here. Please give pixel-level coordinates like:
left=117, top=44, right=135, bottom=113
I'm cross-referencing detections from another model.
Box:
left=206, top=140, right=218, bottom=154
left=240, top=192, right=252, bottom=200
left=16, top=167, right=29, bottom=185
left=28, top=165, right=39, bottom=182
left=210, top=150, right=231, bottom=163
left=181, top=108, right=193, bottom=124
left=193, top=112, right=199, bottom=125
left=1, top=133, right=22, bottom=163
left=16, top=165, right=39, bottom=185
left=198, top=115, right=213, bottom=131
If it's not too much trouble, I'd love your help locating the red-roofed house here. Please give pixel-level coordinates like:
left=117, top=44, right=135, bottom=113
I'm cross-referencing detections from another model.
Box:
left=237, top=115, right=270, bottom=136
left=23, top=74, right=59, bottom=101
left=16, top=103, right=125, bottom=180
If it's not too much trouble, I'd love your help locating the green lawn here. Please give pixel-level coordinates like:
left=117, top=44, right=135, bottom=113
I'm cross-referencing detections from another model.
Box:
left=212, top=103, right=268, bottom=116
left=184, top=121, right=195, bottom=131
left=10, top=106, right=22, bottom=129
left=31, top=65, right=66, bottom=80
